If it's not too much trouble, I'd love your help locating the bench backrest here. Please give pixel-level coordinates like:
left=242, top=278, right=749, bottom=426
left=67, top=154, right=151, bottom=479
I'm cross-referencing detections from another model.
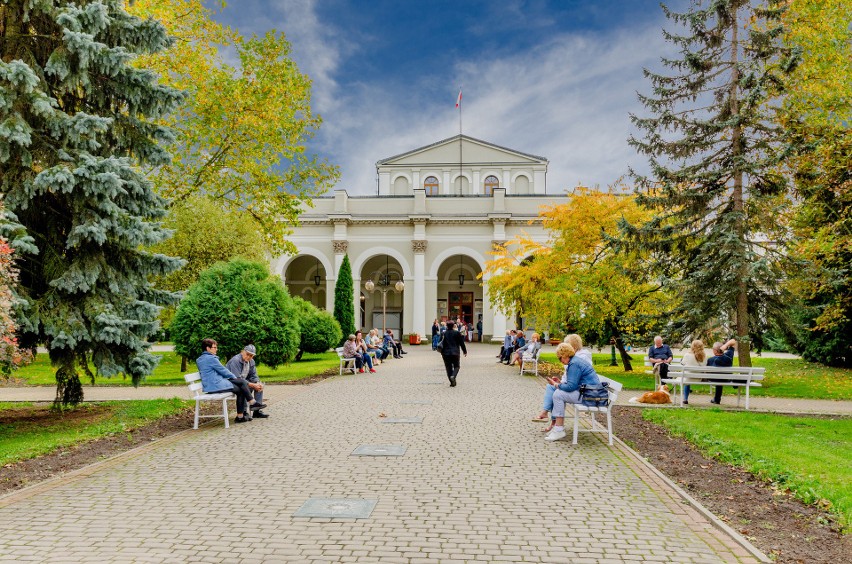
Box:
left=184, top=371, right=204, bottom=398
left=667, top=365, right=765, bottom=382
left=597, top=377, right=623, bottom=404
left=644, top=357, right=682, bottom=366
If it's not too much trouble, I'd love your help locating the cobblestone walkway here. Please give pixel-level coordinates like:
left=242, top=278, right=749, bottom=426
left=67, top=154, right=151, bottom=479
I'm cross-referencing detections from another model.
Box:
left=0, top=344, right=767, bottom=562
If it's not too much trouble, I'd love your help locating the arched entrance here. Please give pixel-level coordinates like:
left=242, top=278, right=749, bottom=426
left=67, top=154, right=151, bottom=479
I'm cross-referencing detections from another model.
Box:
left=436, top=254, right=483, bottom=339
left=359, top=255, right=404, bottom=338
left=283, top=255, right=327, bottom=309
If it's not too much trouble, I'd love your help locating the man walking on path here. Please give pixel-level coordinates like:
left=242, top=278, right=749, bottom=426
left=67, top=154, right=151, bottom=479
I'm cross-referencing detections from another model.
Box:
left=226, top=344, right=268, bottom=419
left=440, top=321, right=467, bottom=387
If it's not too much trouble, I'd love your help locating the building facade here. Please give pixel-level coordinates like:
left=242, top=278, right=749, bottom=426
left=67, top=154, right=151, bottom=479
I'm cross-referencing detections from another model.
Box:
left=273, top=135, right=568, bottom=341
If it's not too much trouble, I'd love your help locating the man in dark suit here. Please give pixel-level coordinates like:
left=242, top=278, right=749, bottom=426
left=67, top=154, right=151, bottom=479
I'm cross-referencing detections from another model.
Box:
left=440, top=321, right=467, bottom=387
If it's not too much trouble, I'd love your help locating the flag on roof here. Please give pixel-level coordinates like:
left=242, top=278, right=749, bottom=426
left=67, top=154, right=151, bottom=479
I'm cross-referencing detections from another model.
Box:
left=456, top=89, right=462, bottom=108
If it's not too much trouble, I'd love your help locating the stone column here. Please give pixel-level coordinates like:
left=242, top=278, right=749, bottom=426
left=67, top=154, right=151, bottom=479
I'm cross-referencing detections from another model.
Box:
left=412, top=240, right=427, bottom=337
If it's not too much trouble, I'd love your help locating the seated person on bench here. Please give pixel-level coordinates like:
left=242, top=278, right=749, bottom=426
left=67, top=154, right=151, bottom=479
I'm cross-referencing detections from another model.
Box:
left=226, top=344, right=268, bottom=419
left=197, top=338, right=265, bottom=424
left=707, top=338, right=737, bottom=405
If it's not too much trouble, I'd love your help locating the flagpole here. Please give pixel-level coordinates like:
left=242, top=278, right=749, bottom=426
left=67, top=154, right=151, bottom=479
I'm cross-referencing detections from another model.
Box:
left=458, top=88, right=462, bottom=195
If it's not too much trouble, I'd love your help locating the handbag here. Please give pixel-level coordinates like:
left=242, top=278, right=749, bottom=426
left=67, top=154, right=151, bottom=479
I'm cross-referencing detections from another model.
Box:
left=436, top=336, right=445, bottom=353
left=578, top=382, right=611, bottom=407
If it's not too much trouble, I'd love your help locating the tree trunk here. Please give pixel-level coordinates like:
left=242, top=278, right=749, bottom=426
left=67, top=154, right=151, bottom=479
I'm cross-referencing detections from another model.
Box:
left=180, top=355, right=187, bottom=372
left=730, top=6, right=751, bottom=367
left=295, top=349, right=304, bottom=361
left=608, top=324, right=634, bottom=371
left=53, top=356, right=83, bottom=408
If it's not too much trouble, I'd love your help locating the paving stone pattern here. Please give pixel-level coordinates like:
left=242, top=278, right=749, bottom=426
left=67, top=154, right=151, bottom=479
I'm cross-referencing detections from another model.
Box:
left=0, top=345, right=753, bottom=562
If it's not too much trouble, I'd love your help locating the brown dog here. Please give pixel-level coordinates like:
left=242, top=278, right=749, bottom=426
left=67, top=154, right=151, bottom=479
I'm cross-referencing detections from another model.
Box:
left=631, top=385, right=672, bottom=404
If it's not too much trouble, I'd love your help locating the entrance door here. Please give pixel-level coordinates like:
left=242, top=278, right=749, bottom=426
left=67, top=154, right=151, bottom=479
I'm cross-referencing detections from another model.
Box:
left=448, top=292, right=474, bottom=327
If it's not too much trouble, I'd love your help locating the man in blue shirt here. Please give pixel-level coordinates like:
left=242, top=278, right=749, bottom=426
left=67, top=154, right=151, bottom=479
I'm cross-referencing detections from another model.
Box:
left=197, top=338, right=265, bottom=424
left=647, top=336, right=674, bottom=380
left=708, top=338, right=737, bottom=404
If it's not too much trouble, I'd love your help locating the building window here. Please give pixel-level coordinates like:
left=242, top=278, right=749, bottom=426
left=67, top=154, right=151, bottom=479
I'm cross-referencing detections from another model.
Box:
left=483, top=175, right=499, bottom=195
left=424, top=176, right=439, bottom=196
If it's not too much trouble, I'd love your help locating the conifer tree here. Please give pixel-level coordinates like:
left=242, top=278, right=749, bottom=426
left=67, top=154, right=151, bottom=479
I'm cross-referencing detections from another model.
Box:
left=0, top=2, right=184, bottom=405
left=333, top=255, right=355, bottom=344
left=623, top=0, right=800, bottom=365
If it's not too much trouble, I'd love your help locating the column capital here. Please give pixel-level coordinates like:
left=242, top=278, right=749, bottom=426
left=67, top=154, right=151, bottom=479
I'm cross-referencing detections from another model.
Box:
left=332, top=240, right=349, bottom=254
left=412, top=240, right=428, bottom=254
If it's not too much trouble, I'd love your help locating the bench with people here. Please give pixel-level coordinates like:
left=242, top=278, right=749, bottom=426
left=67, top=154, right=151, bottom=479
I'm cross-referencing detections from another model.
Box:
left=661, top=338, right=765, bottom=409
left=531, top=334, right=622, bottom=445
left=194, top=338, right=268, bottom=425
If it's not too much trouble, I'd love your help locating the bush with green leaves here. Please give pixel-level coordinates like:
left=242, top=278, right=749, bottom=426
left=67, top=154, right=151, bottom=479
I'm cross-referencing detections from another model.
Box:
left=333, top=255, right=356, bottom=345
left=292, top=297, right=342, bottom=360
left=171, top=259, right=299, bottom=367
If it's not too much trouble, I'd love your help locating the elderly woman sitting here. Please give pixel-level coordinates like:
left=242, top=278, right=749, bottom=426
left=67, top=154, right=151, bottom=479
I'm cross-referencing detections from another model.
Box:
left=543, top=342, right=602, bottom=442
left=509, top=332, right=541, bottom=366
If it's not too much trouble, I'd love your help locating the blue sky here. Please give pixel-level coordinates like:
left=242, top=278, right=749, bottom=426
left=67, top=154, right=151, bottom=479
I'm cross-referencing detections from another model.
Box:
left=210, top=0, right=686, bottom=195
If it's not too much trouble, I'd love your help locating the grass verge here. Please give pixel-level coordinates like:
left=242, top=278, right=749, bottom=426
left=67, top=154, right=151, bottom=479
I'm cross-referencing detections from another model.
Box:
left=642, top=409, right=852, bottom=532
left=4, top=352, right=339, bottom=387
left=0, top=399, right=192, bottom=466
left=536, top=352, right=852, bottom=400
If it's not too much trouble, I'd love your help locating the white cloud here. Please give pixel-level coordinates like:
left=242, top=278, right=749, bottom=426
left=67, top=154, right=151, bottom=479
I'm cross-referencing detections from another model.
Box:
left=226, top=2, right=674, bottom=195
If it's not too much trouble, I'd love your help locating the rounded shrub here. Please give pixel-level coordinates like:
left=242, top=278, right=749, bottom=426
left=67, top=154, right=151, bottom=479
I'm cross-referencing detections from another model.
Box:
left=171, top=259, right=299, bottom=367
left=292, top=296, right=342, bottom=358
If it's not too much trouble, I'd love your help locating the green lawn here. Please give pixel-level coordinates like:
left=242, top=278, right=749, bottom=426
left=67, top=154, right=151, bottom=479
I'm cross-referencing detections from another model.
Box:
left=5, top=351, right=340, bottom=387
left=643, top=409, right=852, bottom=532
left=0, top=399, right=191, bottom=466
left=537, top=352, right=852, bottom=400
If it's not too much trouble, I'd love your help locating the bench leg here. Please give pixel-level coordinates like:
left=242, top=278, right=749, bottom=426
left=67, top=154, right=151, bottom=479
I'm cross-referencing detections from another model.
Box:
left=572, top=409, right=580, bottom=445
left=222, top=398, right=230, bottom=429
left=607, top=409, right=613, bottom=446
left=745, top=387, right=750, bottom=410
left=194, top=400, right=200, bottom=430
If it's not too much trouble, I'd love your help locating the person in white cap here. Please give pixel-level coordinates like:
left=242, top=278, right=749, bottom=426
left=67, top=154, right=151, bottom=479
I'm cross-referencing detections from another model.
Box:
left=226, top=344, right=268, bottom=419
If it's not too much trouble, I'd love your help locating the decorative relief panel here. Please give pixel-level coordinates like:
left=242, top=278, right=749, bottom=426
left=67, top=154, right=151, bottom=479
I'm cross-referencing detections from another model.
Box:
left=332, top=240, right=349, bottom=254
left=411, top=240, right=428, bottom=253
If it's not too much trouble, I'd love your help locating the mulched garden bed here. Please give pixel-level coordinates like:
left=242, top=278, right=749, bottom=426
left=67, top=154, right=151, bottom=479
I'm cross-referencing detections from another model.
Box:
left=612, top=406, right=850, bottom=564
left=0, top=407, right=199, bottom=497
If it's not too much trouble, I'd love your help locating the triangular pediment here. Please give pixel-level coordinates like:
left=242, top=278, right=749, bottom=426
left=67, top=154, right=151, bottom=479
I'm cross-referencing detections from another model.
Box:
left=377, top=135, right=548, bottom=167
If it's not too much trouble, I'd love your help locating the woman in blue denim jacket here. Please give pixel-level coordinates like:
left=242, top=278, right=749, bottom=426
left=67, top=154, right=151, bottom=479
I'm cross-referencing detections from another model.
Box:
left=544, top=342, right=602, bottom=442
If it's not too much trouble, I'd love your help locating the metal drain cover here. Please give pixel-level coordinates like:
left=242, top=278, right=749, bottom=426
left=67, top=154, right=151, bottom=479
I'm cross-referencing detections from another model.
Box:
left=400, top=400, right=433, bottom=405
left=293, top=498, right=377, bottom=519
left=380, top=416, right=423, bottom=424
left=352, top=445, right=407, bottom=456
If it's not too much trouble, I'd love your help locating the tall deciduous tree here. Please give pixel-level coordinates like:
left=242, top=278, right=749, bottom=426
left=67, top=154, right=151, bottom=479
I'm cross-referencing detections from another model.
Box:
left=484, top=188, right=671, bottom=370
left=780, top=0, right=852, bottom=366
left=150, top=195, right=267, bottom=294
left=623, top=0, right=800, bottom=366
left=333, top=255, right=355, bottom=344
left=127, top=0, right=339, bottom=253
left=0, top=1, right=184, bottom=405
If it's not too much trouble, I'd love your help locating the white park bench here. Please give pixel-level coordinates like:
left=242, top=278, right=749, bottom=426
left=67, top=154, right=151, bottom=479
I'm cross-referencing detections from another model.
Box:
left=184, top=372, right=237, bottom=429
left=571, top=378, right=623, bottom=446
left=335, top=347, right=358, bottom=375
left=519, top=347, right=542, bottom=377
left=663, top=366, right=765, bottom=410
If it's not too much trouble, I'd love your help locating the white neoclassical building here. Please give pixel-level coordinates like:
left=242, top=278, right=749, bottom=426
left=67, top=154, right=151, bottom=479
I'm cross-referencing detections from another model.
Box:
left=273, top=134, right=568, bottom=341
